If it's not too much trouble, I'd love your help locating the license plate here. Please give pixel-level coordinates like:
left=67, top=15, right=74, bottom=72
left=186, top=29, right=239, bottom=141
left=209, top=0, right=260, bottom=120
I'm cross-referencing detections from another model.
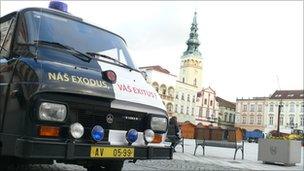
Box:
left=90, top=147, right=134, bottom=158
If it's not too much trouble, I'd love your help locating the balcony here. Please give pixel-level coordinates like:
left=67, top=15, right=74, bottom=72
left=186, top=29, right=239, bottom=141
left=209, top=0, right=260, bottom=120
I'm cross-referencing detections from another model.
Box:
left=159, top=94, right=174, bottom=101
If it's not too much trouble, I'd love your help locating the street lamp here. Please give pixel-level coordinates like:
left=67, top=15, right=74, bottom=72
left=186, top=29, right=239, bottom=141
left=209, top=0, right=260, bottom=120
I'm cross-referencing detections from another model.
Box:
left=277, top=101, right=282, bottom=137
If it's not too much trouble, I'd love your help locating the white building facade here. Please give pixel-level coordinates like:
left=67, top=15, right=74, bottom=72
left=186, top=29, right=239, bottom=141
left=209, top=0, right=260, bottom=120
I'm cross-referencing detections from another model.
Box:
left=235, top=97, right=268, bottom=131
left=196, top=87, right=219, bottom=126
left=139, top=66, right=177, bottom=117
left=264, top=90, right=304, bottom=134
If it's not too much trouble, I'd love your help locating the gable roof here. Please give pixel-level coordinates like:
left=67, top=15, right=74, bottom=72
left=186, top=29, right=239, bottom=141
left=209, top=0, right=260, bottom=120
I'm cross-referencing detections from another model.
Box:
left=270, top=90, right=304, bottom=99
left=216, top=96, right=236, bottom=109
left=139, top=65, right=176, bottom=76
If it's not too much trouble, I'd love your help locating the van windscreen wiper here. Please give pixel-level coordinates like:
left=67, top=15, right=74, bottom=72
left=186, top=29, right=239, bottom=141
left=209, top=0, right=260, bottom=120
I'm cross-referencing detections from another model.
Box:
left=33, top=40, right=92, bottom=62
left=86, top=52, right=137, bottom=72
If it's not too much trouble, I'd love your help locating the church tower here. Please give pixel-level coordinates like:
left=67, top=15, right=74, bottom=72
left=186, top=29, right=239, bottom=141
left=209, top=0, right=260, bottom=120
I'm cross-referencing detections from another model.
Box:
left=179, top=12, right=203, bottom=89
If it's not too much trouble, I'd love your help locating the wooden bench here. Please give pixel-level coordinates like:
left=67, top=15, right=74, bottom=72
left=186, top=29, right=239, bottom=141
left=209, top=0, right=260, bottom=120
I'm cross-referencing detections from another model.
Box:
left=193, top=127, right=244, bottom=160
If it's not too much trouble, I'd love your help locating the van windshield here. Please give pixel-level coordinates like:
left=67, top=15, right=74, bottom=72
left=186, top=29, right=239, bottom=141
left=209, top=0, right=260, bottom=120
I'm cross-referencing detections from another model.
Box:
left=23, top=10, right=136, bottom=68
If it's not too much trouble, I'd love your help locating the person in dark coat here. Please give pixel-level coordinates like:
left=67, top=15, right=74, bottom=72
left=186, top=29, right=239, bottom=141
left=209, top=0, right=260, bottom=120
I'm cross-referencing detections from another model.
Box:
left=168, top=116, right=181, bottom=151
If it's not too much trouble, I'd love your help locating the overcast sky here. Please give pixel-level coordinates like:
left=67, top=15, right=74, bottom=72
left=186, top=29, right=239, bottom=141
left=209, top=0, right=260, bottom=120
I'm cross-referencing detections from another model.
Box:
left=1, top=1, right=303, bottom=102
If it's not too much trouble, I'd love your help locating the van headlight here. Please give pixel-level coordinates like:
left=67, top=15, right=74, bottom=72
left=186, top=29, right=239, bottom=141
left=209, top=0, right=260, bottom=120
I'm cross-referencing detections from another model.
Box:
left=39, top=102, right=67, bottom=122
left=150, top=117, right=167, bottom=132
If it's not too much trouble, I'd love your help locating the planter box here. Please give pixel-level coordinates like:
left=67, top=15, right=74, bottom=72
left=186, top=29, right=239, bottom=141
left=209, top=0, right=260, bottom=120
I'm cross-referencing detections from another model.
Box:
left=258, top=139, right=301, bottom=166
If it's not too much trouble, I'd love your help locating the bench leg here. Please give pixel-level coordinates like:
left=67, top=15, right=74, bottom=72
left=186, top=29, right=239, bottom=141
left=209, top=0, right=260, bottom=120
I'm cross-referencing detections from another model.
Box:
left=241, top=141, right=244, bottom=160
left=241, top=147, right=244, bottom=160
left=194, top=145, right=198, bottom=155
left=233, top=148, right=237, bottom=160
left=182, top=139, right=184, bottom=153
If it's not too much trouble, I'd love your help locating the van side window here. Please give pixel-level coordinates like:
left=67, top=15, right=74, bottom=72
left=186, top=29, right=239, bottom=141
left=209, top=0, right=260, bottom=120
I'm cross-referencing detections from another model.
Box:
left=0, top=16, right=16, bottom=58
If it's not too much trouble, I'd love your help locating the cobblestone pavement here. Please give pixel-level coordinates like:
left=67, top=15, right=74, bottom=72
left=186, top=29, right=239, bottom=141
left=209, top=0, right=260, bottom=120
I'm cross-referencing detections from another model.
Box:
left=5, top=140, right=303, bottom=170
left=10, top=159, right=238, bottom=171
left=122, top=159, right=239, bottom=170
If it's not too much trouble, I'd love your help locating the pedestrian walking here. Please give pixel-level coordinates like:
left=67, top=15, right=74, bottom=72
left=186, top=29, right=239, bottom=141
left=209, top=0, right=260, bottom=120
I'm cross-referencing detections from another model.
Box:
left=168, top=116, right=181, bottom=152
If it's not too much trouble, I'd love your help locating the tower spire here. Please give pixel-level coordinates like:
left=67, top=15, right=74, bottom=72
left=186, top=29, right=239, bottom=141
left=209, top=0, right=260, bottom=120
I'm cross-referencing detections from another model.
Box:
left=183, top=12, right=201, bottom=56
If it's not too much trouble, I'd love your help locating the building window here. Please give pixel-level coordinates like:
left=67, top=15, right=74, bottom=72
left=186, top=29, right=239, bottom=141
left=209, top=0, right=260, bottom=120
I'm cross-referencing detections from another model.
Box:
left=301, top=103, right=304, bottom=113
left=224, top=113, right=228, bottom=122
left=257, top=116, right=262, bottom=125
left=166, top=103, right=173, bottom=112
left=186, top=107, right=189, bottom=114
left=269, top=115, right=274, bottom=125
left=175, top=94, right=179, bottom=99
left=242, top=116, right=246, bottom=124
left=182, top=77, right=185, bottom=83
left=289, top=115, right=294, bottom=126
left=269, top=104, right=274, bottom=112
left=181, top=93, right=184, bottom=100
left=160, top=85, right=166, bottom=95
left=210, top=100, right=213, bottom=106
left=168, top=87, right=174, bottom=97
left=279, top=116, right=284, bottom=126
left=192, top=95, right=196, bottom=102
left=175, top=104, right=178, bottom=113
left=243, top=105, right=247, bottom=112
left=250, top=104, right=255, bottom=112
left=290, top=103, right=295, bottom=113
left=280, top=104, right=284, bottom=113
left=300, top=115, right=304, bottom=126
left=258, top=105, right=262, bottom=112
left=180, top=105, right=184, bottom=114
left=229, top=114, right=232, bottom=123
left=250, top=116, right=254, bottom=124
left=206, top=109, right=210, bottom=118
left=204, top=99, right=207, bottom=105
left=194, top=78, right=197, bottom=86
left=187, top=94, right=190, bottom=101
left=152, top=82, right=159, bottom=93
left=199, top=107, right=202, bottom=117
left=192, top=108, right=194, bottom=115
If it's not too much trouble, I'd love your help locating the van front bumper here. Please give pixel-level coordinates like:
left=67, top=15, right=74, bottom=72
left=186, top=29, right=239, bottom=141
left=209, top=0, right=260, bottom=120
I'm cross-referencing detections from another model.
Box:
left=14, top=138, right=173, bottom=160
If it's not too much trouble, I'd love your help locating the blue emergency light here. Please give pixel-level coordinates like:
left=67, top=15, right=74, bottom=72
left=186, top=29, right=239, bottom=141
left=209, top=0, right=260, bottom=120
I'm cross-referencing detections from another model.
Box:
left=91, top=125, right=104, bottom=142
left=49, top=1, right=68, bottom=13
left=126, top=129, right=138, bottom=144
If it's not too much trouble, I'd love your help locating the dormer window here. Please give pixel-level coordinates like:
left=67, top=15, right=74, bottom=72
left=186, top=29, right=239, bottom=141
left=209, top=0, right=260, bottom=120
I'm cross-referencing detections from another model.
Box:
left=275, top=94, right=282, bottom=97
left=287, top=94, right=294, bottom=97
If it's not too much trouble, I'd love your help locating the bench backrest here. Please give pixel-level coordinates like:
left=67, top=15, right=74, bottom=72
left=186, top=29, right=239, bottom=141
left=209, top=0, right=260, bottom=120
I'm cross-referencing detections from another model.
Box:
left=210, top=128, right=224, bottom=141
left=227, top=128, right=243, bottom=142
left=195, top=127, right=210, bottom=140
left=194, top=127, right=244, bottom=142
